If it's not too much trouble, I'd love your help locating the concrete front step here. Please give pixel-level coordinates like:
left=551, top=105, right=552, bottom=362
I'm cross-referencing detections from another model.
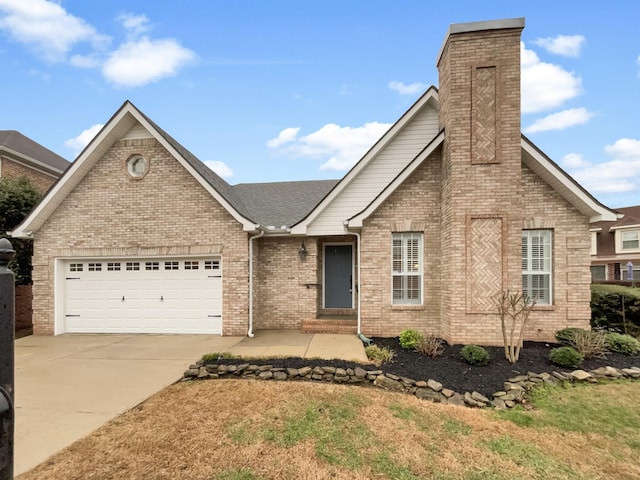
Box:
left=301, top=318, right=357, bottom=334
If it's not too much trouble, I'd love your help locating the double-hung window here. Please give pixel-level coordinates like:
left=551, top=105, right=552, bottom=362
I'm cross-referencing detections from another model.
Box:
left=622, top=231, right=640, bottom=250
left=392, top=232, right=423, bottom=305
left=521, top=230, right=552, bottom=305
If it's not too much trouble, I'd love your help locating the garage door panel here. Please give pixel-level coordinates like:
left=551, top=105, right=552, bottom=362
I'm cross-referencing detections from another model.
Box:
left=63, top=257, right=222, bottom=334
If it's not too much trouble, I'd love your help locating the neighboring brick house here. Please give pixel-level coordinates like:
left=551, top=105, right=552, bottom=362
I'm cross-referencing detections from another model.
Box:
left=13, top=18, right=618, bottom=345
left=0, top=130, right=68, bottom=193
left=590, top=205, right=640, bottom=282
left=1, top=130, right=69, bottom=331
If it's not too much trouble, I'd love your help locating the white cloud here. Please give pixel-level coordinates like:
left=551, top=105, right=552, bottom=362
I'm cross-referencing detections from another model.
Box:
left=388, top=80, right=427, bottom=95
left=102, top=37, right=196, bottom=87
left=268, top=122, right=391, bottom=171
left=564, top=138, right=640, bottom=194
left=533, top=34, right=586, bottom=57
left=0, top=0, right=110, bottom=62
left=70, top=53, right=101, bottom=68
left=521, top=42, right=583, bottom=114
left=266, top=127, right=300, bottom=148
left=117, top=13, right=150, bottom=37
left=64, top=123, right=104, bottom=155
left=204, top=160, right=233, bottom=179
left=523, top=108, right=595, bottom=134
left=560, top=153, right=591, bottom=169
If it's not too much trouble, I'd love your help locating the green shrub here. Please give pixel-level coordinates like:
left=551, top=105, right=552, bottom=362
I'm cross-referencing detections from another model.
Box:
left=398, top=329, right=425, bottom=350
left=606, top=333, right=640, bottom=355
left=569, top=329, right=609, bottom=359
left=365, top=344, right=395, bottom=365
left=554, top=327, right=584, bottom=345
left=549, top=347, right=584, bottom=368
left=590, top=284, right=640, bottom=335
left=460, top=345, right=490, bottom=366
left=415, top=335, right=445, bottom=357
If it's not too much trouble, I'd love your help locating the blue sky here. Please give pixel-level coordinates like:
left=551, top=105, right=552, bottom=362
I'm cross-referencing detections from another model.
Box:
left=1, top=1, right=639, bottom=209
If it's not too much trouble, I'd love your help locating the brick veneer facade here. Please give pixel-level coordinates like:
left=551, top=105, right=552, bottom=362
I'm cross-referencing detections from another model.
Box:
left=1, top=157, right=58, bottom=193
left=31, top=138, right=250, bottom=335
left=25, top=19, right=597, bottom=341
left=354, top=20, right=591, bottom=345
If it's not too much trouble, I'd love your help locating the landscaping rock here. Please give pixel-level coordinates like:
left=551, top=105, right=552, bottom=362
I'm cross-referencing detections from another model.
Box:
left=427, top=379, right=443, bottom=392
left=183, top=368, right=198, bottom=378
left=374, top=375, right=403, bottom=391
left=415, top=388, right=446, bottom=403
left=354, top=367, right=368, bottom=378
left=491, top=398, right=506, bottom=409
left=571, top=370, right=594, bottom=382
left=414, top=380, right=427, bottom=388
left=441, top=388, right=455, bottom=398
left=471, top=391, right=490, bottom=404
left=273, top=371, right=287, bottom=381
left=447, top=393, right=465, bottom=406
left=258, top=371, right=273, bottom=379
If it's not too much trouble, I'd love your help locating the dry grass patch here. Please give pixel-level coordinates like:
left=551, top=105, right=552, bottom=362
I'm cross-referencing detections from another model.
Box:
left=17, top=379, right=640, bottom=480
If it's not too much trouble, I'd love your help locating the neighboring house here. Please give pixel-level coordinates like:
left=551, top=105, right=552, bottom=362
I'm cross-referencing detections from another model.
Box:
left=0, top=130, right=69, bottom=192
left=591, top=205, right=640, bottom=282
left=12, top=18, right=618, bottom=345
left=0, top=130, right=68, bottom=332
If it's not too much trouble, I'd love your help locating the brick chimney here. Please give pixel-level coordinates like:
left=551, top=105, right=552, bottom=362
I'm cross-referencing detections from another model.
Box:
left=436, top=18, right=525, bottom=345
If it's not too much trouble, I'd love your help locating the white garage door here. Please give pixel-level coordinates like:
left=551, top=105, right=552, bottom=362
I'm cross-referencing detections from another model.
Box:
left=63, top=258, right=222, bottom=334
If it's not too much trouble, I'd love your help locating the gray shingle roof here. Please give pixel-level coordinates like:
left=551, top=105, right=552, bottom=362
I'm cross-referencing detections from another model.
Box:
left=234, top=180, right=339, bottom=228
left=132, top=102, right=337, bottom=228
left=0, top=130, right=69, bottom=172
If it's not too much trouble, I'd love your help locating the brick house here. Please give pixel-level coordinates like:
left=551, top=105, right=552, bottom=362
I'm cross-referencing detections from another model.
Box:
left=0, top=130, right=68, bottom=193
left=1, top=130, right=69, bottom=331
left=13, top=18, right=618, bottom=345
left=590, top=205, right=640, bottom=282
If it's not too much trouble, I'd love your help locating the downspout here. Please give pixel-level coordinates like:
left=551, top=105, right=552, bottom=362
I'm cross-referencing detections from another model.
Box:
left=248, top=228, right=265, bottom=337
left=343, top=222, right=362, bottom=336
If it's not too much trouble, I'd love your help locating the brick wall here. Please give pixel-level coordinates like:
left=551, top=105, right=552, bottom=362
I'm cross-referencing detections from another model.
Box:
left=254, top=236, right=319, bottom=329
left=1, top=157, right=58, bottom=193
left=15, top=284, right=33, bottom=331
left=360, top=151, right=442, bottom=337
left=438, top=23, right=525, bottom=345
left=32, top=137, right=249, bottom=335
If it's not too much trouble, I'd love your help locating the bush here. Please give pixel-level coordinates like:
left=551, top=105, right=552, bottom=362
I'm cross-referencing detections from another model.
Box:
left=415, top=335, right=445, bottom=357
left=569, top=329, right=609, bottom=359
left=460, top=345, right=490, bottom=366
left=591, top=284, right=640, bottom=335
left=554, top=327, right=584, bottom=345
left=399, top=329, right=425, bottom=350
left=606, top=333, right=640, bottom=355
left=549, top=346, right=584, bottom=368
left=365, top=344, right=395, bottom=366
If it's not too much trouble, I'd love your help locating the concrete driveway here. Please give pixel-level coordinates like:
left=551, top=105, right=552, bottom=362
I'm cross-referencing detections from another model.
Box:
left=14, top=334, right=243, bottom=475
left=14, top=331, right=368, bottom=475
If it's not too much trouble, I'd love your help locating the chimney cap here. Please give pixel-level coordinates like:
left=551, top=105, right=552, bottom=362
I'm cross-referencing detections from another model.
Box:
left=437, top=17, right=525, bottom=67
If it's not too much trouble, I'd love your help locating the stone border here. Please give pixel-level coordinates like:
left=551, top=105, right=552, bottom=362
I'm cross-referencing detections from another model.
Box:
left=183, top=361, right=640, bottom=409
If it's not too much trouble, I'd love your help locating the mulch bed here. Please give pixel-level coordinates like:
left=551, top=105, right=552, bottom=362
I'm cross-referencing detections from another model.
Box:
left=208, top=338, right=640, bottom=397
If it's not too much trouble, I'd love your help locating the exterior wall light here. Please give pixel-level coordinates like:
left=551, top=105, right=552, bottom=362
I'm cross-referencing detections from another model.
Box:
left=298, top=241, right=307, bottom=260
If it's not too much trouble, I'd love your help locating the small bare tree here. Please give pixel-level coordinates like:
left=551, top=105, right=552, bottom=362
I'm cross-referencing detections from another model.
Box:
left=492, top=290, right=536, bottom=364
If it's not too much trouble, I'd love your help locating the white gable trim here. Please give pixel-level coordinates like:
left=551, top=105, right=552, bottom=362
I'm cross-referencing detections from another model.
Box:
left=290, top=87, right=439, bottom=235
left=12, top=102, right=257, bottom=238
left=521, top=136, right=618, bottom=223
left=348, top=131, right=445, bottom=228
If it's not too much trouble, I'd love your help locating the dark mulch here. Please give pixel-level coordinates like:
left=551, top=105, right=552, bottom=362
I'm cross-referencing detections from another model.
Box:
left=369, top=338, right=640, bottom=396
left=205, top=338, right=640, bottom=397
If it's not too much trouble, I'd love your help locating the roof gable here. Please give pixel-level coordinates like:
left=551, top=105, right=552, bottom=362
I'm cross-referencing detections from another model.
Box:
left=12, top=101, right=257, bottom=238
left=0, top=130, right=69, bottom=174
left=291, top=87, right=440, bottom=234
left=520, top=136, right=618, bottom=223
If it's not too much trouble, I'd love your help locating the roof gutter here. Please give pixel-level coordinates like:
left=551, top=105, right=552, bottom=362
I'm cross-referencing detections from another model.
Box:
left=248, top=226, right=265, bottom=338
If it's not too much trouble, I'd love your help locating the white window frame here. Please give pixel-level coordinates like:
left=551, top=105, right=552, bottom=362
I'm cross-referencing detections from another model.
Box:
left=391, top=232, right=423, bottom=305
left=621, top=230, right=640, bottom=250
left=522, top=229, right=552, bottom=305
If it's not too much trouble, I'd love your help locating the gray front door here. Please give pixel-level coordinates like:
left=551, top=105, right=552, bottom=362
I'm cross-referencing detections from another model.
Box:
left=324, top=245, right=353, bottom=308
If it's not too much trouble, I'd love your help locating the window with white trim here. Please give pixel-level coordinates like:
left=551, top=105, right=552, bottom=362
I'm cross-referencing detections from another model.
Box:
left=622, top=230, right=640, bottom=250
left=392, top=232, right=423, bottom=305
left=184, top=261, right=199, bottom=270
left=522, top=230, right=552, bottom=305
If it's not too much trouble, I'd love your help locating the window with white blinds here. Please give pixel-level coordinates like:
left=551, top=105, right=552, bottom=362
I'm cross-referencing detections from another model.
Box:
left=392, top=232, right=423, bottom=305
left=522, top=230, right=552, bottom=305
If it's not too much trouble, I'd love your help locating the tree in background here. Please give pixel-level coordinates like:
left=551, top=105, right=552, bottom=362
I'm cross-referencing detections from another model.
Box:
left=0, top=177, right=41, bottom=284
